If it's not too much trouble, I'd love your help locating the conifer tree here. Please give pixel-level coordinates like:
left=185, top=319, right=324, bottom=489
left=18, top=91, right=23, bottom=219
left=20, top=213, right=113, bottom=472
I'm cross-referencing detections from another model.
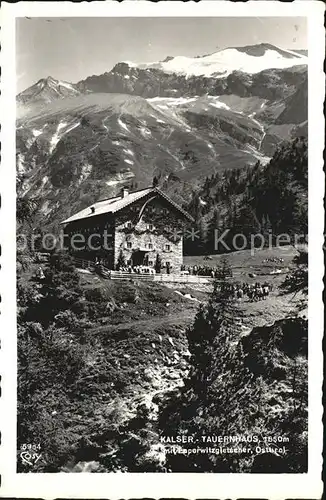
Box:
left=197, top=217, right=208, bottom=254
left=207, top=208, right=221, bottom=253
left=116, top=250, right=126, bottom=270
left=187, top=259, right=236, bottom=398
left=155, top=253, right=162, bottom=274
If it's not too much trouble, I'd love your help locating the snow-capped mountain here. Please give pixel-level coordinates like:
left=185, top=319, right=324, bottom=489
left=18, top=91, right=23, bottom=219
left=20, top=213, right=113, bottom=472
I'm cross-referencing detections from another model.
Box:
left=16, top=43, right=307, bottom=226
left=78, top=59, right=307, bottom=105
left=123, top=43, right=307, bottom=78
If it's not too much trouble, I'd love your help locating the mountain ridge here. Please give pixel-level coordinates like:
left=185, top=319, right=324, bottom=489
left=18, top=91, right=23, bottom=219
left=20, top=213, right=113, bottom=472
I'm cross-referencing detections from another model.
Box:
left=119, top=43, right=307, bottom=79
left=16, top=42, right=308, bottom=227
left=17, top=43, right=307, bottom=106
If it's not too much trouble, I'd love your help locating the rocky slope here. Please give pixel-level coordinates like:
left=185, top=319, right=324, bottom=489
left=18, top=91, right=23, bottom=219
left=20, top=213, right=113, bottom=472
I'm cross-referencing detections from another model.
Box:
left=16, top=43, right=307, bottom=226
left=16, top=92, right=271, bottom=226
left=76, top=63, right=308, bottom=104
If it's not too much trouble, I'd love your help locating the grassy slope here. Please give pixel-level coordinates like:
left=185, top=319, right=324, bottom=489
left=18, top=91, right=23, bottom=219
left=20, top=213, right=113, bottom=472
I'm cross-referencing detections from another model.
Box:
left=185, top=245, right=298, bottom=278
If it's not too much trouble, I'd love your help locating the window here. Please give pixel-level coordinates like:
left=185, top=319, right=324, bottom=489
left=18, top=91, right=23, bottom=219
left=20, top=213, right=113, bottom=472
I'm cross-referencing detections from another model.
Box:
left=148, top=224, right=154, bottom=231
left=126, top=222, right=132, bottom=229
left=165, top=244, right=171, bottom=251
left=148, top=260, right=153, bottom=266
left=148, top=243, right=153, bottom=250
left=126, top=242, right=132, bottom=249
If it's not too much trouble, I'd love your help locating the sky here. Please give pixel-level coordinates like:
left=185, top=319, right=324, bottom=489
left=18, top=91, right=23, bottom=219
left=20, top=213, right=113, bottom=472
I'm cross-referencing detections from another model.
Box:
left=16, top=17, right=307, bottom=92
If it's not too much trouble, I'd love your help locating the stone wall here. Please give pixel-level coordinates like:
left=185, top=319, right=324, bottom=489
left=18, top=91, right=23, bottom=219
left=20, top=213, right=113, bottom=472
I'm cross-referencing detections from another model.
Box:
left=114, top=194, right=187, bottom=272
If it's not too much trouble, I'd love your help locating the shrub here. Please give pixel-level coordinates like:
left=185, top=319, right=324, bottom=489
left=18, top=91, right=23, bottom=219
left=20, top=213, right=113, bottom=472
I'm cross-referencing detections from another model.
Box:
left=116, top=250, right=126, bottom=270
left=155, top=253, right=162, bottom=274
left=84, top=287, right=110, bottom=303
left=54, top=310, right=79, bottom=328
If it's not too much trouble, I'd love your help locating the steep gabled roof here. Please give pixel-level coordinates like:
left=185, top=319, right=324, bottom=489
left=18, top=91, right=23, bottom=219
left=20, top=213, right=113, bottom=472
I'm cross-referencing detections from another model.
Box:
left=60, top=187, right=194, bottom=224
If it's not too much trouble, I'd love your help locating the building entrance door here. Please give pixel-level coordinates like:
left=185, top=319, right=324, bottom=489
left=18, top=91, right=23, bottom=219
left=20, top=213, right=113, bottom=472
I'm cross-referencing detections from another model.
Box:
left=132, top=250, right=146, bottom=266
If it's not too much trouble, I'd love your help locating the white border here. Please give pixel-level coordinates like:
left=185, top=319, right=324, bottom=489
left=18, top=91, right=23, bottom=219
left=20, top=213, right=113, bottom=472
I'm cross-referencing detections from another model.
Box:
left=0, top=2, right=324, bottom=498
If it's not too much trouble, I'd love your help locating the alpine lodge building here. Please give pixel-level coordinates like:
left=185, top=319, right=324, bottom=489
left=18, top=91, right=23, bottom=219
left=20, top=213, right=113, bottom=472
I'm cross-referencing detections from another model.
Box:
left=60, top=186, right=194, bottom=272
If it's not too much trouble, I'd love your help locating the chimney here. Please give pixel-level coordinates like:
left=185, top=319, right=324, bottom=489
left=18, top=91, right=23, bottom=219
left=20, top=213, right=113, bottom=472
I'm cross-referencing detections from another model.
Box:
left=121, top=187, right=129, bottom=198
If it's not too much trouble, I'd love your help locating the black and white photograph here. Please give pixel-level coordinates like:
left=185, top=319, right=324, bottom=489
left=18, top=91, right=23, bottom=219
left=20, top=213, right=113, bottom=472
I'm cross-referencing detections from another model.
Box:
left=0, top=1, right=324, bottom=498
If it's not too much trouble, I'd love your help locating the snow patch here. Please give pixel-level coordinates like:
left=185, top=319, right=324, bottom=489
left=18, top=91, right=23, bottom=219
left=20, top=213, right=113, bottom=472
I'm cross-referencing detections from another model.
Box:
left=26, top=137, right=35, bottom=148
left=149, top=96, right=197, bottom=107
left=17, top=153, right=26, bottom=175
left=124, top=149, right=134, bottom=156
left=165, top=149, right=185, bottom=170
left=124, top=158, right=134, bottom=165
left=78, top=164, right=93, bottom=185
left=64, top=121, right=80, bottom=134
left=47, top=79, right=61, bottom=95
left=132, top=46, right=308, bottom=78
left=140, top=127, right=151, bottom=138
left=58, top=122, right=68, bottom=132
left=174, top=290, right=199, bottom=302
left=106, top=180, right=122, bottom=187
left=184, top=293, right=199, bottom=302
left=50, top=122, right=67, bottom=152
left=122, top=61, right=137, bottom=67
left=208, top=99, right=230, bottom=111
left=41, top=200, right=51, bottom=216
left=32, top=129, right=43, bottom=137
left=58, top=80, right=79, bottom=93
left=102, top=118, right=109, bottom=132
left=49, top=121, right=80, bottom=153
left=118, top=117, right=129, bottom=132
left=106, top=172, right=135, bottom=186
